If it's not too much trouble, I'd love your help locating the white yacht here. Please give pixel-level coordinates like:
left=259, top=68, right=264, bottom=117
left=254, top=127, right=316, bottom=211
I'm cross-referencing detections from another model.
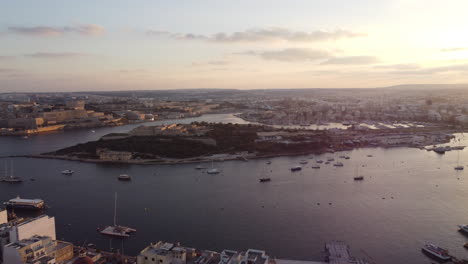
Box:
left=2, top=161, right=22, bottom=183
left=207, top=160, right=220, bottom=174
left=459, top=224, right=468, bottom=233
left=61, top=169, right=74, bottom=175
left=195, top=165, right=207, bottom=170
left=333, top=162, right=344, bottom=167
left=299, top=160, right=308, bottom=164
left=99, top=193, right=136, bottom=237
left=118, top=174, right=131, bottom=181
left=454, top=151, right=464, bottom=170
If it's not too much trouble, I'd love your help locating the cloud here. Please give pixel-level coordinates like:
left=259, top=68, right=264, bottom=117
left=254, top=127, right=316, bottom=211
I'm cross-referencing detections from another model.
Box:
left=24, top=52, right=88, bottom=58
left=240, top=48, right=331, bottom=62
left=8, top=24, right=104, bottom=37
left=321, top=56, right=379, bottom=65
left=374, top=63, right=420, bottom=70
left=0, top=68, right=17, bottom=73
left=390, top=64, right=468, bottom=75
left=0, top=56, right=15, bottom=60
left=207, top=60, right=230, bottom=65
left=440, top=47, right=467, bottom=52
left=147, top=27, right=366, bottom=43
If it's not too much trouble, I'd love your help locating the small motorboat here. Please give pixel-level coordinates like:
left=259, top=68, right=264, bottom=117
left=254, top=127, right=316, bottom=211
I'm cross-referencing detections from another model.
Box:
left=259, top=177, right=271, bottom=183
left=311, top=165, right=320, bottom=169
left=290, top=166, right=302, bottom=172
left=118, top=174, right=131, bottom=181
left=354, top=176, right=364, bottom=181
left=61, top=170, right=74, bottom=175
left=459, top=225, right=468, bottom=233
left=316, top=160, right=323, bottom=163
left=299, top=160, right=308, bottom=164
left=207, top=168, right=220, bottom=174
left=266, top=161, right=272, bottom=165
left=333, top=162, right=344, bottom=167
left=195, top=165, right=207, bottom=170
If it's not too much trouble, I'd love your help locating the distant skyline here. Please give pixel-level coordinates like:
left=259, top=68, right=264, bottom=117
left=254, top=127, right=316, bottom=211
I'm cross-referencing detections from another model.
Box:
left=2, top=0, right=468, bottom=92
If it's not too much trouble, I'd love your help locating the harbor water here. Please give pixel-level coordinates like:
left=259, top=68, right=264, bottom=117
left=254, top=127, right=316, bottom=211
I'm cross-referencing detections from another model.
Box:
left=1, top=114, right=468, bottom=264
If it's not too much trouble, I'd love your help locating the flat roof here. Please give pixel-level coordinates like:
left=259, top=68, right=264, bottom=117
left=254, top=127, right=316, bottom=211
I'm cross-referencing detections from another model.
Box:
left=8, top=197, right=44, bottom=204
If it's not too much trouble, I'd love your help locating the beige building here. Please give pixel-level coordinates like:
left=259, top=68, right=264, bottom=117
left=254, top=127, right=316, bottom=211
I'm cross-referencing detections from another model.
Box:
left=43, top=109, right=88, bottom=124
left=97, top=148, right=133, bottom=161
left=2, top=235, right=74, bottom=264
left=65, top=100, right=85, bottom=110
left=0, top=209, right=6, bottom=225
left=137, top=242, right=187, bottom=264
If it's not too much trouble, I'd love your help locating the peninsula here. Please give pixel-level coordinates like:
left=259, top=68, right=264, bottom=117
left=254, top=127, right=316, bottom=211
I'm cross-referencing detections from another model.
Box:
left=32, top=122, right=459, bottom=164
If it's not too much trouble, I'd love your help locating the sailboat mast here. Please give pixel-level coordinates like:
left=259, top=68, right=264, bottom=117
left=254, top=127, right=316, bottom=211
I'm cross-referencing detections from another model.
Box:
left=114, top=192, right=117, bottom=226
left=10, top=160, right=13, bottom=177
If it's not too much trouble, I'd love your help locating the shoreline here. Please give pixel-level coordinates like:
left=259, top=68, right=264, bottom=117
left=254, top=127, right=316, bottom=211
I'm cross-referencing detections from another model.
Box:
left=17, top=143, right=431, bottom=165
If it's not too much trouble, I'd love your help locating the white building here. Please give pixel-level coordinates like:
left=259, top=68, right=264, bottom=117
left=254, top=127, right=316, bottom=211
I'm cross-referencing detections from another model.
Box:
left=3, top=235, right=56, bottom=264
left=137, top=241, right=187, bottom=264
left=9, top=215, right=56, bottom=243
left=0, top=209, right=7, bottom=225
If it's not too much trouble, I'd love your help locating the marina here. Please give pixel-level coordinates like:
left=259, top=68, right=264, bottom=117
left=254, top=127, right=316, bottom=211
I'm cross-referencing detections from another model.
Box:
left=1, top=115, right=468, bottom=263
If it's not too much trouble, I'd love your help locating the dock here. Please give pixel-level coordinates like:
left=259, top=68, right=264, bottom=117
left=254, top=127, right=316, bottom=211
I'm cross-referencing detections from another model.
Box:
left=325, top=241, right=369, bottom=264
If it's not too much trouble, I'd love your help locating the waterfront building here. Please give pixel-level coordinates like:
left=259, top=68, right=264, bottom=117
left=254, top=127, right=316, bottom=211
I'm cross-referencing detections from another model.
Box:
left=3, top=235, right=73, bottom=264
left=9, top=215, right=56, bottom=243
left=0, top=215, right=56, bottom=262
left=137, top=242, right=187, bottom=264
left=0, top=209, right=6, bottom=225
left=97, top=148, right=133, bottom=161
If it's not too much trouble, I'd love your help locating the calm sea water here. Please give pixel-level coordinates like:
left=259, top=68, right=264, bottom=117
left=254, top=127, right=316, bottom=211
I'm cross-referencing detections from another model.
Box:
left=1, top=113, right=468, bottom=264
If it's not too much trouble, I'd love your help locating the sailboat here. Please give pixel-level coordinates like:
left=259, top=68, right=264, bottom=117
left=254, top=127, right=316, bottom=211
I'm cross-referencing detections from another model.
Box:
left=206, top=160, right=220, bottom=174
left=455, top=151, right=464, bottom=170
left=1, top=161, right=23, bottom=183
left=353, top=163, right=364, bottom=181
left=259, top=165, right=271, bottom=182
left=99, top=192, right=136, bottom=237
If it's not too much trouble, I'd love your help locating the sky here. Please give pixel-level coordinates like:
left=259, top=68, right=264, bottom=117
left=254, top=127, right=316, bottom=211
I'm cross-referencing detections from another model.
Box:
left=1, top=0, right=468, bottom=92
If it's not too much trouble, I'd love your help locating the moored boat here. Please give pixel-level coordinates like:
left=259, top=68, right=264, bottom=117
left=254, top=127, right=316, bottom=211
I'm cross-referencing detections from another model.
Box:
left=118, top=174, right=131, bottom=181
left=4, top=196, right=45, bottom=210
left=206, top=160, right=220, bottom=174
left=422, top=244, right=451, bottom=261
left=290, top=166, right=302, bottom=172
left=61, top=169, right=74, bottom=175
left=299, top=160, right=308, bottom=164
left=459, top=225, right=468, bottom=233
left=100, top=193, right=135, bottom=237
left=259, top=177, right=271, bottom=182
left=333, top=162, right=344, bottom=167
left=311, top=165, right=320, bottom=169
